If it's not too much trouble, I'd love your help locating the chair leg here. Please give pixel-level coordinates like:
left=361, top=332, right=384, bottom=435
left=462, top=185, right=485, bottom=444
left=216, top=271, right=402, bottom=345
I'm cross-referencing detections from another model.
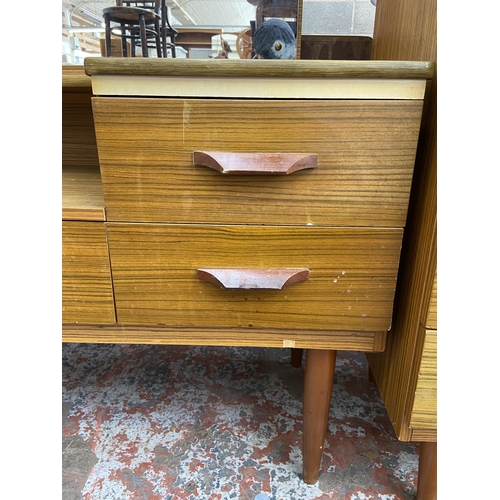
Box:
left=155, top=21, right=162, bottom=57
left=120, top=24, right=128, bottom=57
left=130, top=29, right=136, bottom=57
left=139, top=15, right=148, bottom=57
left=105, top=17, right=112, bottom=57
left=302, top=349, right=336, bottom=484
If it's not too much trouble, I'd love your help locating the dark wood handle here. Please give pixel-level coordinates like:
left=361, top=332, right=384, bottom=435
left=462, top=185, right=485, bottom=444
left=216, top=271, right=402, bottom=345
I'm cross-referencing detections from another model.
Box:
left=197, top=268, right=309, bottom=290
left=193, top=151, right=317, bottom=174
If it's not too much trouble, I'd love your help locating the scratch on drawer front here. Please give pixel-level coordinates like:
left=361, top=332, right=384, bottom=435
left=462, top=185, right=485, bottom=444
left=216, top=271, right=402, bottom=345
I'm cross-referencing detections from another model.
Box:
left=183, top=101, right=192, bottom=146
left=283, top=340, right=296, bottom=348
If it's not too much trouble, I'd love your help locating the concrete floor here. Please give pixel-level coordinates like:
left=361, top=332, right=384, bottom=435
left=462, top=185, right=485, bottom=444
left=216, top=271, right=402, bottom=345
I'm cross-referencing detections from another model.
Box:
left=63, top=345, right=419, bottom=499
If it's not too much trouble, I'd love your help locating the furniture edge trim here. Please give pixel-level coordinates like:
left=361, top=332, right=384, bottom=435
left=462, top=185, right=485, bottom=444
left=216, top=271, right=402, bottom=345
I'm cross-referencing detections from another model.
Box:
left=90, top=75, right=427, bottom=99
left=62, top=207, right=106, bottom=222
left=409, top=428, right=437, bottom=442
left=84, top=58, right=435, bottom=80
left=62, top=324, right=387, bottom=351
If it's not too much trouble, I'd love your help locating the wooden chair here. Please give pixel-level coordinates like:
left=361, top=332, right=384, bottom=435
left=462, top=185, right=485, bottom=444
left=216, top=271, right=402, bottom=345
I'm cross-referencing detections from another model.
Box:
left=103, top=0, right=177, bottom=57
left=160, top=3, right=178, bottom=57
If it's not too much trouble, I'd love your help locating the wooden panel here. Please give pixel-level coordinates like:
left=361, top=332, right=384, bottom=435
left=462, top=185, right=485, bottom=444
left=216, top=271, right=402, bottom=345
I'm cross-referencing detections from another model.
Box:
left=62, top=92, right=100, bottom=170
left=371, top=0, right=437, bottom=62
left=411, top=428, right=437, bottom=442
left=62, top=65, right=92, bottom=92
left=425, top=271, right=437, bottom=329
left=99, top=38, right=130, bottom=57
left=410, top=327, right=437, bottom=430
left=107, top=224, right=403, bottom=332
left=62, top=222, right=115, bottom=324
left=366, top=0, right=437, bottom=442
left=92, top=98, right=423, bottom=227
left=174, top=27, right=222, bottom=49
left=62, top=324, right=387, bottom=351
left=62, top=165, right=105, bottom=221
left=300, top=35, right=372, bottom=61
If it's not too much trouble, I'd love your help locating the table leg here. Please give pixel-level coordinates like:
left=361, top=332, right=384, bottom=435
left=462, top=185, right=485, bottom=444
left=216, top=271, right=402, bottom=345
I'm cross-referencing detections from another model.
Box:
left=302, top=348, right=336, bottom=484
left=417, top=441, right=437, bottom=500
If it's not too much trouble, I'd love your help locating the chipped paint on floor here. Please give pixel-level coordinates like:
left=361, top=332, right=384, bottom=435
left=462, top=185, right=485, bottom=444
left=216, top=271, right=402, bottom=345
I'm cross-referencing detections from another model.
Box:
left=62, top=345, right=419, bottom=499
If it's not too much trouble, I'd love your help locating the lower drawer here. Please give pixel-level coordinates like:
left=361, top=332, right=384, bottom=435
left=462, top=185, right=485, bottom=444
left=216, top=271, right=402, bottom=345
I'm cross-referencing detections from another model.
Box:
left=107, top=224, right=403, bottom=331
left=62, top=222, right=115, bottom=324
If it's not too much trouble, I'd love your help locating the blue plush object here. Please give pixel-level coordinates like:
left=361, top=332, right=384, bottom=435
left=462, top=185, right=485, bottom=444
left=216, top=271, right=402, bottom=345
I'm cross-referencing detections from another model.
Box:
left=252, top=18, right=296, bottom=59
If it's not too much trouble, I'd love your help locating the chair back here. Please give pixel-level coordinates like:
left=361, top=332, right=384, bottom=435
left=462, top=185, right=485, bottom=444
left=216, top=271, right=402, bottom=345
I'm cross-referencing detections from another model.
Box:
left=116, top=0, right=161, bottom=14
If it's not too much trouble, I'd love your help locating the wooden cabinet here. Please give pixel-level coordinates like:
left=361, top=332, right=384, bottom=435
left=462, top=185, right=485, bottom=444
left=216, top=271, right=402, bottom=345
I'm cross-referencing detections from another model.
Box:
left=366, top=0, right=437, bottom=445
left=62, top=59, right=433, bottom=484
left=366, top=0, right=437, bottom=497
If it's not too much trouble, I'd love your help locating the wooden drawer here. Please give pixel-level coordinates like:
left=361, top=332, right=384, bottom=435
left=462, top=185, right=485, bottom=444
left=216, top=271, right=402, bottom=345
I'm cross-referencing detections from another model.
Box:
left=107, top=223, right=403, bottom=331
left=92, top=97, right=423, bottom=227
left=62, top=222, right=115, bottom=324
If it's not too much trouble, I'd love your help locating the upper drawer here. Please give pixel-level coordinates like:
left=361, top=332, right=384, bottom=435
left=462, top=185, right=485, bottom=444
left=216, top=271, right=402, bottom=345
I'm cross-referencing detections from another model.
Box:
left=92, top=97, right=423, bottom=227
left=107, top=223, right=403, bottom=331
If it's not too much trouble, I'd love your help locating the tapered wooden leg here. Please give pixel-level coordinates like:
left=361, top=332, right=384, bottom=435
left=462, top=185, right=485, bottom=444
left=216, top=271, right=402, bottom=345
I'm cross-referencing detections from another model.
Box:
left=302, top=349, right=336, bottom=484
left=417, top=441, right=437, bottom=500
left=291, top=348, right=304, bottom=368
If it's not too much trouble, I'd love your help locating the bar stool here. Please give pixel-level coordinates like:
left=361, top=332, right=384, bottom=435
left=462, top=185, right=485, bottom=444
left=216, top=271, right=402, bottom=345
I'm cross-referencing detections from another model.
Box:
left=103, top=0, right=163, bottom=57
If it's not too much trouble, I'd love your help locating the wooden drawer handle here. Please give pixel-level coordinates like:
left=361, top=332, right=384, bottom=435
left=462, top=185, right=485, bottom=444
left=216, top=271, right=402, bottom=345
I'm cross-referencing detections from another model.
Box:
left=197, top=268, right=309, bottom=290
left=193, top=151, right=317, bottom=174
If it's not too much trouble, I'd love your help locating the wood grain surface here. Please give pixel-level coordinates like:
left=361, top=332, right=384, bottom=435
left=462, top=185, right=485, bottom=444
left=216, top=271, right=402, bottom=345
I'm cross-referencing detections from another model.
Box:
left=366, top=0, right=437, bottom=442
left=62, top=165, right=105, bottom=221
left=62, top=324, right=387, bottom=351
left=84, top=58, right=435, bottom=80
left=62, top=65, right=92, bottom=92
left=62, top=92, right=100, bottom=170
left=409, top=326, right=437, bottom=431
left=425, top=271, right=437, bottom=329
left=62, top=222, right=115, bottom=324
left=92, top=97, right=423, bottom=227
left=106, top=224, right=403, bottom=331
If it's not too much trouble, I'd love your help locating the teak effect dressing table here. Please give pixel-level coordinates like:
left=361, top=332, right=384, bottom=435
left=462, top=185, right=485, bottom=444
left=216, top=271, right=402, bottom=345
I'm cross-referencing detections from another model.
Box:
left=62, top=59, right=434, bottom=484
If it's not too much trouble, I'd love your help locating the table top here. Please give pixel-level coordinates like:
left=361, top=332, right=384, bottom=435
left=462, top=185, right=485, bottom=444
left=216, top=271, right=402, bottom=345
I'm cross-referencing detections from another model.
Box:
left=84, top=58, right=435, bottom=80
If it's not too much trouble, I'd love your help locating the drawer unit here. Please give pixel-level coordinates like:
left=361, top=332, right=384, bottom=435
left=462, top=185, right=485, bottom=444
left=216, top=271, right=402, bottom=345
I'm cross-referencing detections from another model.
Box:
left=107, top=224, right=403, bottom=330
left=75, top=58, right=434, bottom=485
left=92, top=97, right=423, bottom=227
left=62, top=221, right=115, bottom=324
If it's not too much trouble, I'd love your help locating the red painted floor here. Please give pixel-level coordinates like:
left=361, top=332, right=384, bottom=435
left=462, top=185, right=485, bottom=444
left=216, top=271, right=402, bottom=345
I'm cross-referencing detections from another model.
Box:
left=62, top=345, right=419, bottom=499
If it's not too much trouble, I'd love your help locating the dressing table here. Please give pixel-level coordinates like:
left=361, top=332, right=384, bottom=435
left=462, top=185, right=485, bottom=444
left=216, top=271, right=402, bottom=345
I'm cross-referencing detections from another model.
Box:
left=62, top=59, right=434, bottom=483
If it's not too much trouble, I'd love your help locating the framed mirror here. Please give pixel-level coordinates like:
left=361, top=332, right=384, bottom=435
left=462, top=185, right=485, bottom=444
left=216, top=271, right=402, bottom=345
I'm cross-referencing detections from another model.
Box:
left=62, top=0, right=375, bottom=64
